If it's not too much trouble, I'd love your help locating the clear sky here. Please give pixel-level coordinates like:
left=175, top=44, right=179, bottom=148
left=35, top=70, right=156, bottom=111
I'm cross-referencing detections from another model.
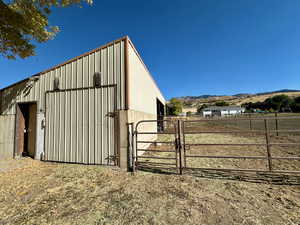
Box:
left=1, top=0, right=300, bottom=99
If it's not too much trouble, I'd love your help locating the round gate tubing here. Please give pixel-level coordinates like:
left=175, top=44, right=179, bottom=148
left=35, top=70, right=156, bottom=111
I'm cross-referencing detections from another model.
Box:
left=137, top=141, right=175, bottom=144
left=185, top=143, right=267, bottom=146
left=138, top=156, right=176, bottom=160
left=137, top=149, right=175, bottom=152
left=184, top=167, right=300, bottom=173
left=181, top=117, right=300, bottom=175
left=183, top=116, right=300, bottom=122
left=135, top=119, right=178, bottom=172
left=137, top=162, right=177, bottom=166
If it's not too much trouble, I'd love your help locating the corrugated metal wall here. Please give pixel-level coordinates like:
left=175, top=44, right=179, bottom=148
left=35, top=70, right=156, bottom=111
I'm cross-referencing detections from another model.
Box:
left=45, top=86, right=116, bottom=164
left=0, top=38, right=126, bottom=164
left=1, top=39, right=126, bottom=115
left=0, top=115, right=15, bottom=159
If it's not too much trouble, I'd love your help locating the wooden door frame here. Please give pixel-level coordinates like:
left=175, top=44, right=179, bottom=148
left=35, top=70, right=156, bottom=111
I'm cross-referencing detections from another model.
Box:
left=14, top=101, right=38, bottom=158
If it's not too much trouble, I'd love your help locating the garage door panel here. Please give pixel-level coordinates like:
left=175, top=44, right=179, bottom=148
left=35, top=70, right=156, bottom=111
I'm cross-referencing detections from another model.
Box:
left=45, top=86, right=116, bottom=165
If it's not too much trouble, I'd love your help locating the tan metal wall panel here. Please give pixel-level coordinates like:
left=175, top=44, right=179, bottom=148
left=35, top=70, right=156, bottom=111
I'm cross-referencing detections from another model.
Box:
left=1, top=39, right=126, bottom=115
left=0, top=115, right=15, bottom=159
left=0, top=39, right=125, bottom=163
left=45, top=86, right=116, bottom=164
left=127, top=42, right=165, bottom=114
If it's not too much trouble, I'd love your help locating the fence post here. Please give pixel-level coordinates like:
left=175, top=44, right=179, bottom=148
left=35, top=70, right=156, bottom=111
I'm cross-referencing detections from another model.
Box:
left=177, top=120, right=183, bottom=175
left=131, top=123, right=136, bottom=173
left=249, top=114, right=252, bottom=130
left=275, top=112, right=279, bottom=136
left=264, top=119, right=273, bottom=171
left=182, top=120, right=187, bottom=168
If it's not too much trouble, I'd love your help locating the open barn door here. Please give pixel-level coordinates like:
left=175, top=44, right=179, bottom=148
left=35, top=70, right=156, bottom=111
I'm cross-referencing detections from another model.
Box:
left=15, top=103, right=37, bottom=158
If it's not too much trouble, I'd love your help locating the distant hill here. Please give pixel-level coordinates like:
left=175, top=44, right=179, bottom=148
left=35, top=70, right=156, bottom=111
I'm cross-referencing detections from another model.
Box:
left=177, top=89, right=300, bottom=113
left=256, top=89, right=300, bottom=96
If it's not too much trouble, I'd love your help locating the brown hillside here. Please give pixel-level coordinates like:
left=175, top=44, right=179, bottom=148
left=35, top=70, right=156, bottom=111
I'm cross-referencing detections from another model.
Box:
left=180, top=91, right=300, bottom=112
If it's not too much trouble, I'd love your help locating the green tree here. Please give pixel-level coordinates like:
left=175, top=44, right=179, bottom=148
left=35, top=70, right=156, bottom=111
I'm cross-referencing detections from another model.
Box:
left=265, top=95, right=292, bottom=112
left=291, top=96, right=300, bottom=112
left=0, top=0, right=92, bottom=59
left=197, top=104, right=208, bottom=113
left=167, top=98, right=183, bottom=116
left=215, top=101, right=229, bottom=106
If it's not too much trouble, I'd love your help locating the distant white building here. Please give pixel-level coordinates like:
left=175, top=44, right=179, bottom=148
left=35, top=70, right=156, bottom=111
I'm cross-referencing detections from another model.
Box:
left=202, top=106, right=245, bottom=117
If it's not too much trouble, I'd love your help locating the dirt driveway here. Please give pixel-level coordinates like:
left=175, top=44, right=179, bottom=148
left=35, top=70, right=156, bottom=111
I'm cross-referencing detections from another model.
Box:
left=0, top=158, right=300, bottom=225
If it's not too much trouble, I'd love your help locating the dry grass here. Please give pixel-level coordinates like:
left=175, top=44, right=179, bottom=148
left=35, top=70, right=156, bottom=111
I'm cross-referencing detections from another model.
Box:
left=1, top=119, right=300, bottom=225
left=0, top=158, right=300, bottom=225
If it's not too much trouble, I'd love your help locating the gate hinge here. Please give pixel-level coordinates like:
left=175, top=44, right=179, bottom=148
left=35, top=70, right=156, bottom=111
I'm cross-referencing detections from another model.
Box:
left=106, top=112, right=117, bottom=118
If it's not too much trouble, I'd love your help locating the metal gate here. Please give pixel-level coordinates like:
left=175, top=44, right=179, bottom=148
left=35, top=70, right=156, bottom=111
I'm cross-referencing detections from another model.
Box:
left=133, top=120, right=182, bottom=174
left=133, top=118, right=300, bottom=175
left=44, top=85, right=117, bottom=165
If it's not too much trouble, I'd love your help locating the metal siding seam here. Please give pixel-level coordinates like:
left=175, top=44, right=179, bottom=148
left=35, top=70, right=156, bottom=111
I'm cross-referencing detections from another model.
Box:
left=81, top=59, right=84, bottom=163
left=45, top=94, right=48, bottom=160
left=58, top=68, right=62, bottom=161
left=107, top=46, right=110, bottom=163
left=101, top=50, right=104, bottom=164
left=70, top=63, right=73, bottom=162
left=113, top=44, right=116, bottom=159
left=100, top=50, right=103, bottom=164
left=76, top=61, right=79, bottom=163
left=64, top=66, right=68, bottom=162
left=53, top=92, right=56, bottom=161
left=95, top=51, right=99, bottom=164
left=88, top=55, right=91, bottom=164
left=116, top=42, right=120, bottom=110
left=93, top=53, right=96, bottom=164
left=124, top=37, right=129, bottom=110
left=47, top=93, right=50, bottom=160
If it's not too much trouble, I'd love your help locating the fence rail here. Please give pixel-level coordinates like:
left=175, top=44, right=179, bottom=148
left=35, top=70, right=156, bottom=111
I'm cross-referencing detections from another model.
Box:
left=131, top=116, right=300, bottom=176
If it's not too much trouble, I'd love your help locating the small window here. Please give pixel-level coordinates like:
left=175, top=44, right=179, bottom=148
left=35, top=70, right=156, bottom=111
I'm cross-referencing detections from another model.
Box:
left=94, top=72, right=101, bottom=87
left=53, top=77, right=60, bottom=90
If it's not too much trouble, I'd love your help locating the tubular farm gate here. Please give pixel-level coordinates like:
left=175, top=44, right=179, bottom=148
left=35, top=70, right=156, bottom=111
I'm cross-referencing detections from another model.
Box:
left=133, top=117, right=300, bottom=175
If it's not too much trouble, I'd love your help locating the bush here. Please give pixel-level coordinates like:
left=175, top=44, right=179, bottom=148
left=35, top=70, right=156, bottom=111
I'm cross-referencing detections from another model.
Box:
left=197, top=104, right=208, bottom=113
left=167, top=98, right=183, bottom=116
left=215, top=101, right=229, bottom=106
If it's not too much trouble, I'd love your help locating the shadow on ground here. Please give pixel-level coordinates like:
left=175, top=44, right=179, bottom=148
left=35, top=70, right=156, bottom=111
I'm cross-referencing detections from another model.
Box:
left=138, top=167, right=300, bottom=185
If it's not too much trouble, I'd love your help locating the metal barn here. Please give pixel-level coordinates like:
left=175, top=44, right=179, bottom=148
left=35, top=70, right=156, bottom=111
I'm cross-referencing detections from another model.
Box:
left=0, top=36, right=165, bottom=168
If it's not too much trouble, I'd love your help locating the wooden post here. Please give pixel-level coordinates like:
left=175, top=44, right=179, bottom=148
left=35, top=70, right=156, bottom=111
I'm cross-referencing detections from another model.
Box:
left=249, top=114, right=252, bottom=130
left=264, top=119, right=273, bottom=171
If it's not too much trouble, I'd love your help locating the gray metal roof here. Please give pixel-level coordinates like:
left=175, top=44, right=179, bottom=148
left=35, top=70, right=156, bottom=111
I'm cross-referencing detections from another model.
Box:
left=203, top=106, right=245, bottom=111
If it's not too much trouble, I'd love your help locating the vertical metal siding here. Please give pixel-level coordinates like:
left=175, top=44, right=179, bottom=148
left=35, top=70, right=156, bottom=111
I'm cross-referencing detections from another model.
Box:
left=0, top=115, right=15, bottom=159
left=45, top=86, right=116, bottom=164
left=1, top=39, right=126, bottom=164
left=1, top=40, right=126, bottom=115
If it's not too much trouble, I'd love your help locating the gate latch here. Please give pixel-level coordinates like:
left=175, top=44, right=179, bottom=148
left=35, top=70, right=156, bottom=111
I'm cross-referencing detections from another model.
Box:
left=106, top=112, right=116, bottom=118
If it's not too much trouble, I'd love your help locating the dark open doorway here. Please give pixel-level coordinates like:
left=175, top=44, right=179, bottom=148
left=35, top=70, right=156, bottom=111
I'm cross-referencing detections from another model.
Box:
left=156, top=98, right=165, bottom=132
left=14, top=103, right=37, bottom=158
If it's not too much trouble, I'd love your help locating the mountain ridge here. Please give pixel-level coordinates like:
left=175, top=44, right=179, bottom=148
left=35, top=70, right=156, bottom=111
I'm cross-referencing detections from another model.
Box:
left=177, top=89, right=300, bottom=100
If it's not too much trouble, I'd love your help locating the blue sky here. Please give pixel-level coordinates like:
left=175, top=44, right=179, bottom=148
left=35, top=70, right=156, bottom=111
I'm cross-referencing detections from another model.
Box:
left=1, top=0, right=300, bottom=99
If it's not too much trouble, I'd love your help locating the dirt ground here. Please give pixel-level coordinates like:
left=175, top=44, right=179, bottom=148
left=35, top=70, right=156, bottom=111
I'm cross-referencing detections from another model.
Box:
left=0, top=158, right=300, bottom=225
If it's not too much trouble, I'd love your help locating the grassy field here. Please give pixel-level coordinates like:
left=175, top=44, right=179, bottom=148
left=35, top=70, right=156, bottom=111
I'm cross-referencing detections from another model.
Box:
left=0, top=158, right=300, bottom=225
